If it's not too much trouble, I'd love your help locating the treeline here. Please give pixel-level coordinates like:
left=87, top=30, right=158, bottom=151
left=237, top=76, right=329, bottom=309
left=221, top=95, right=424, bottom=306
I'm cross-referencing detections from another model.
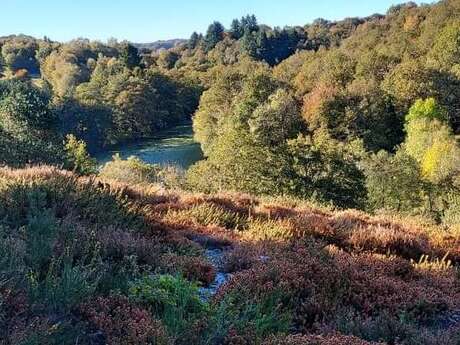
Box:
left=184, top=0, right=460, bottom=226
left=1, top=1, right=459, bottom=225
left=0, top=36, right=202, bottom=162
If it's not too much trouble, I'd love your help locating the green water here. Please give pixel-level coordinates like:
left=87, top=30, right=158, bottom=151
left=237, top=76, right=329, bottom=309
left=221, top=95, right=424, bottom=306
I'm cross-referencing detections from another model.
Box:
left=96, top=124, right=203, bottom=169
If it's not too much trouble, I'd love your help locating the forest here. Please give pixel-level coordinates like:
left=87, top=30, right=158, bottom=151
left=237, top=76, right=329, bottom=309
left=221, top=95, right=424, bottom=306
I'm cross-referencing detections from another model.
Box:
left=0, top=0, right=459, bottom=344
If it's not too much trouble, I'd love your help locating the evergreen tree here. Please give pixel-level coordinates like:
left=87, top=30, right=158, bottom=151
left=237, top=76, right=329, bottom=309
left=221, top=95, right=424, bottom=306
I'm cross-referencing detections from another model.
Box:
left=188, top=32, right=200, bottom=50
left=230, top=19, right=243, bottom=39
left=241, top=29, right=258, bottom=58
left=119, top=43, right=141, bottom=69
left=204, top=21, right=225, bottom=52
left=241, top=15, right=259, bottom=33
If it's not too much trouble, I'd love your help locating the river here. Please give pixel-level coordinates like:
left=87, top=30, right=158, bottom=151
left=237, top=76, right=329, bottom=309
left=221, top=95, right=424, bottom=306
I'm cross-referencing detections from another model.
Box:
left=96, top=124, right=203, bottom=169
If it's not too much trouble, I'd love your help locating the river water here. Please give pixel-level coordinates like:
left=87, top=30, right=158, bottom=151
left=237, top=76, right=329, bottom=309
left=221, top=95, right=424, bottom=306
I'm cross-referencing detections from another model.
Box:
left=96, top=124, right=203, bottom=169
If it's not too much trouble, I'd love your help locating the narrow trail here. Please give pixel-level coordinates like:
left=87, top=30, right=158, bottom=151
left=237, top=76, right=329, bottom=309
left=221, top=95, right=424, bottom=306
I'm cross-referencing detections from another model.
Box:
left=199, top=247, right=232, bottom=298
left=189, top=234, right=234, bottom=299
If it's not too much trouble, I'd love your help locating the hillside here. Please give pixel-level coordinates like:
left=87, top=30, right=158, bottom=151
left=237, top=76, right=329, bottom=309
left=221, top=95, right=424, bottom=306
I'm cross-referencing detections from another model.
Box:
left=134, top=39, right=188, bottom=52
left=1, top=0, right=460, bottom=344
left=0, top=166, right=458, bottom=344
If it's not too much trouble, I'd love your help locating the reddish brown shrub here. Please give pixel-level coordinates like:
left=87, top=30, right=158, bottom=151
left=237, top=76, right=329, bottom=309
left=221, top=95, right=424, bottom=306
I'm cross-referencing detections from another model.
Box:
left=159, top=253, right=216, bottom=285
left=79, top=295, right=170, bottom=345
left=262, top=334, right=383, bottom=345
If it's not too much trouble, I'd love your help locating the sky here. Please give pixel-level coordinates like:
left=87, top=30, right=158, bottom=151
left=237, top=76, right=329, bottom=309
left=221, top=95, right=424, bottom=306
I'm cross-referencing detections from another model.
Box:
left=0, top=0, right=428, bottom=43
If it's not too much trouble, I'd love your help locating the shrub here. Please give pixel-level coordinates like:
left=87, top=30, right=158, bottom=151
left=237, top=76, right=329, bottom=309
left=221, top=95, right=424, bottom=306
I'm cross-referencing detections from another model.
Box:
left=79, top=295, right=170, bottom=345
left=159, top=254, right=216, bottom=285
left=128, top=275, right=208, bottom=338
left=5, top=316, right=90, bottom=345
left=99, top=155, right=185, bottom=188
left=205, top=290, right=292, bottom=344
left=23, top=198, right=59, bottom=272
left=0, top=166, right=145, bottom=230
left=242, top=218, right=295, bottom=242
left=262, top=334, right=383, bottom=345
left=28, top=258, right=99, bottom=314
left=0, top=225, right=26, bottom=288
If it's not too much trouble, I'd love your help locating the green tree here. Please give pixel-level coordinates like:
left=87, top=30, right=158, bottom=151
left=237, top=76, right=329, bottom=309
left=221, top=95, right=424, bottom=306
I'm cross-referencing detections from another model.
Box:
left=403, top=99, right=451, bottom=163
left=119, top=43, right=141, bottom=69
left=188, top=32, right=201, bottom=50
left=248, top=89, right=303, bottom=146
left=187, top=127, right=285, bottom=195
left=204, top=22, right=225, bottom=52
left=364, top=150, right=424, bottom=213
left=241, top=29, right=258, bottom=58
left=0, top=79, right=57, bottom=136
left=230, top=19, right=243, bottom=39
left=64, top=134, right=97, bottom=175
left=427, top=21, right=460, bottom=73
left=285, top=135, right=366, bottom=209
left=405, top=98, right=448, bottom=123
left=0, top=80, right=63, bottom=166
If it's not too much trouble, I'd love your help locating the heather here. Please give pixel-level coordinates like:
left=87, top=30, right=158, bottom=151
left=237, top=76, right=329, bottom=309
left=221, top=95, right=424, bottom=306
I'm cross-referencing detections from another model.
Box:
left=0, top=166, right=458, bottom=344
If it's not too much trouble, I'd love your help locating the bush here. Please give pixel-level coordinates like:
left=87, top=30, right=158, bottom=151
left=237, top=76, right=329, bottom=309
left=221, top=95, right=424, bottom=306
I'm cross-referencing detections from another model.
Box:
left=262, top=334, right=383, bottom=345
left=0, top=225, right=25, bottom=289
left=79, top=295, right=170, bottom=345
left=205, top=290, right=292, bottom=344
left=100, top=155, right=185, bottom=188
left=28, top=258, right=99, bottom=314
left=128, top=274, right=208, bottom=338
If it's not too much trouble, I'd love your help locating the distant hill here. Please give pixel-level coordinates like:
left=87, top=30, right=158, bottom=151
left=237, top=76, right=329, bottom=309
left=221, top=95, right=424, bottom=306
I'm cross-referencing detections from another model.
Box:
left=134, top=39, right=187, bottom=52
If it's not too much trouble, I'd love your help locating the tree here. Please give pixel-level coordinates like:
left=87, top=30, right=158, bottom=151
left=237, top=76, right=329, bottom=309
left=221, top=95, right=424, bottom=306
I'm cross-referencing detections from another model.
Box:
left=0, top=79, right=57, bottom=136
left=193, top=68, right=247, bottom=154
left=1, top=36, right=39, bottom=73
left=64, top=134, right=97, bottom=175
left=285, top=135, right=366, bottom=209
left=157, top=50, right=180, bottom=69
left=403, top=98, right=450, bottom=163
left=427, top=21, right=460, bottom=73
left=41, top=50, right=90, bottom=98
left=382, top=59, right=435, bottom=111
left=364, top=150, right=424, bottom=213
left=385, top=98, right=460, bottom=218
left=75, top=58, right=192, bottom=144
left=57, top=98, right=114, bottom=149
left=230, top=19, right=243, bottom=39
left=0, top=80, right=62, bottom=166
left=187, top=127, right=285, bottom=195
left=119, top=43, right=141, bottom=69
left=241, top=29, right=258, bottom=58
left=405, top=98, right=448, bottom=123
left=421, top=137, right=460, bottom=184
left=345, top=78, right=404, bottom=152
left=204, top=22, right=225, bottom=52
left=188, top=32, right=201, bottom=50
left=241, top=15, right=259, bottom=33
left=249, top=89, right=303, bottom=146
